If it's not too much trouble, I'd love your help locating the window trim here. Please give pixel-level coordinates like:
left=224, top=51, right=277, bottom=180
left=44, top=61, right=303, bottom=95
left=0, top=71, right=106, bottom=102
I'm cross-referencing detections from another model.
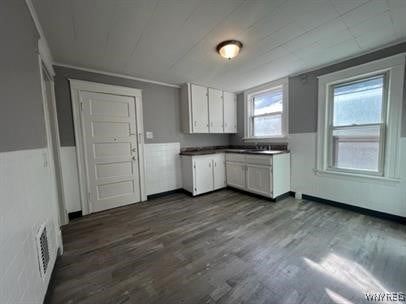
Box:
left=244, top=78, right=288, bottom=141
left=326, top=72, right=388, bottom=176
left=316, top=54, right=405, bottom=181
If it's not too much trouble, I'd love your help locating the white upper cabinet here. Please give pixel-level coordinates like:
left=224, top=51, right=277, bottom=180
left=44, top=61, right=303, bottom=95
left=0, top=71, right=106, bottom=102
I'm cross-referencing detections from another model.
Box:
left=181, top=83, right=237, bottom=134
left=208, top=88, right=224, bottom=133
left=190, top=84, right=209, bottom=133
left=223, top=92, right=237, bottom=133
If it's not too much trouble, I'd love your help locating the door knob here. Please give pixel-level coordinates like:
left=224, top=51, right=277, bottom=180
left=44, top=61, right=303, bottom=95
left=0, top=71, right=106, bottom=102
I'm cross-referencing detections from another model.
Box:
left=132, top=156, right=136, bottom=161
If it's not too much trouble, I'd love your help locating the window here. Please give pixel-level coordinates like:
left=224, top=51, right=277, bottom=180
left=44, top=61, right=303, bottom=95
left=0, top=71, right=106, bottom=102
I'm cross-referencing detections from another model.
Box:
left=245, top=78, right=288, bottom=139
left=317, top=55, right=405, bottom=180
left=329, top=74, right=387, bottom=175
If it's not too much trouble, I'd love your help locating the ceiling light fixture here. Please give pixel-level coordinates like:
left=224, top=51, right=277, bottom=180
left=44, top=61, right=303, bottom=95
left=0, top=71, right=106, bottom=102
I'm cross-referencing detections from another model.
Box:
left=216, top=40, right=243, bottom=59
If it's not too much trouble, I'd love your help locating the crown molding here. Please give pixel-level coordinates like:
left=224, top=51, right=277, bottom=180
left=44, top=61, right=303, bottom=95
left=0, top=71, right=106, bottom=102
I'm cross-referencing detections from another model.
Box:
left=54, top=63, right=181, bottom=88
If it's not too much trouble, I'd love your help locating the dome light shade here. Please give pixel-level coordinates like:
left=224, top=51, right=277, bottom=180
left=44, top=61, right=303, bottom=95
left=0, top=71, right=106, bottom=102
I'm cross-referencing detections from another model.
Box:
left=216, top=40, right=243, bottom=59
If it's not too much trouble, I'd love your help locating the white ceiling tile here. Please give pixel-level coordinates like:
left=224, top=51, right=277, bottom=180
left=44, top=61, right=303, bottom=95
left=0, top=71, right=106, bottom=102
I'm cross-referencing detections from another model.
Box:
left=102, top=0, right=159, bottom=72
left=387, top=1, right=406, bottom=39
left=387, top=0, right=406, bottom=10
left=283, top=19, right=348, bottom=52
left=67, top=0, right=117, bottom=67
left=32, top=0, right=77, bottom=63
left=356, top=31, right=398, bottom=50
left=295, top=39, right=361, bottom=71
left=290, top=0, right=340, bottom=32
left=224, top=55, right=303, bottom=91
left=33, top=0, right=406, bottom=92
left=340, top=0, right=389, bottom=28
left=330, top=0, right=370, bottom=15
left=348, top=11, right=394, bottom=38
left=124, top=0, right=242, bottom=77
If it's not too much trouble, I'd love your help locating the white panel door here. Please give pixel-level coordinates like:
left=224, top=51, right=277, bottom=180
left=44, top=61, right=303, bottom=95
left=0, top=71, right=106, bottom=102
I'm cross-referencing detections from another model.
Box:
left=208, top=88, right=224, bottom=133
left=213, top=154, right=226, bottom=190
left=191, top=84, right=209, bottom=133
left=226, top=162, right=246, bottom=190
left=194, top=157, right=213, bottom=195
left=246, top=164, right=272, bottom=197
left=223, top=92, right=237, bottom=133
left=80, top=91, right=141, bottom=213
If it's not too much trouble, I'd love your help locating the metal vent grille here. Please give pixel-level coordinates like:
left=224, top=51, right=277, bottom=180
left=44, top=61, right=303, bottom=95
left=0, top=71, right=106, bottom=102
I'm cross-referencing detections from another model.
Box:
left=36, top=224, right=50, bottom=278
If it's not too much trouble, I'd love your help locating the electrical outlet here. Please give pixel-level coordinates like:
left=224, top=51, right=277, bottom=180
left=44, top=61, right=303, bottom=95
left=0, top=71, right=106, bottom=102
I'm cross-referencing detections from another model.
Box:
left=146, top=131, right=154, bottom=139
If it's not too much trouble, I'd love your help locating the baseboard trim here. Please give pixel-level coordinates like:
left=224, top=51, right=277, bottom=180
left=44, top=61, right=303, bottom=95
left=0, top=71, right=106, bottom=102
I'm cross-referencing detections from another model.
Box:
left=296, top=192, right=406, bottom=224
left=147, top=189, right=186, bottom=200
left=273, top=191, right=292, bottom=201
left=68, top=211, right=82, bottom=220
left=227, top=187, right=291, bottom=202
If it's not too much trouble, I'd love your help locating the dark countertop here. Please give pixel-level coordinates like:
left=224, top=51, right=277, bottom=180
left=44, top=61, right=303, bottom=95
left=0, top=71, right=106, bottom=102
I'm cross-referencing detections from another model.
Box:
left=180, top=149, right=290, bottom=156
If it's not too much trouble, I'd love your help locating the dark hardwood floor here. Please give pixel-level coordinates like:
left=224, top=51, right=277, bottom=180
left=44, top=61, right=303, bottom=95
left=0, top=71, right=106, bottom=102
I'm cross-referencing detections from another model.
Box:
left=47, top=189, right=406, bottom=304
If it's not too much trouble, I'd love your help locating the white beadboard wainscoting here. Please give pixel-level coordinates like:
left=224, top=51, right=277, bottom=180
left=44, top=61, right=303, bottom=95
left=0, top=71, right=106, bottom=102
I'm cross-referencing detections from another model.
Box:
left=144, top=143, right=182, bottom=195
left=0, top=148, right=61, bottom=304
left=60, top=146, right=82, bottom=213
left=60, top=143, right=183, bottom=214
left=289, top=133, right=406, bottom=217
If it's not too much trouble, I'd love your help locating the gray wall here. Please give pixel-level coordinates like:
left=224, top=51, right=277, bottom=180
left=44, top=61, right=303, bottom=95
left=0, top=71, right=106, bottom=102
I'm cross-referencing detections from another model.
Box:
left=0, top=1, right=47, bottom=152
left=54, top=66, right=230, bottom=148
left=230, top=93, right=245, bottom=145
left=231, top=41, right=406, bottom=144
left=289, top=41, right=406, bottom=135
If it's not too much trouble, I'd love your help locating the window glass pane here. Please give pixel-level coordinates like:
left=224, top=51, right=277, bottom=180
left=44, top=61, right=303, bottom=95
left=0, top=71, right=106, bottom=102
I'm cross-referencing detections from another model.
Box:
left=333, top=76, right=384, bottom=126
left=253, top=88, right=283, bottom=115
left=253, top=114, right=282, bottom=137
left=332, top=125, right=381, bottom=172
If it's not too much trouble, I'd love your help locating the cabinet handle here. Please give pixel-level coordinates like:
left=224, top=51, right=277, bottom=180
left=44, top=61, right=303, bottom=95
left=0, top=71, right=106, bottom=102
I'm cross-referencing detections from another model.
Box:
left=214, top=162, right=217, bottom=167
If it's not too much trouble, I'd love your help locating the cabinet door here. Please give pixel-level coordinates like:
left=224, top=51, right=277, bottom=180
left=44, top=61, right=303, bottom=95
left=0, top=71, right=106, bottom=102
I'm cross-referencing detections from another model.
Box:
left=191, top=84, right=209, bottom=133
left=226, top=162, right=246, bottom=190
left=208, top=88, right=224, bottom=133
left=223, top=92, right=237, bottom=133
left=213, top=154, right=226, bottom=190
left=246, top=164, right=272, bottom=197
left=194, top=157, right=214, bottom=195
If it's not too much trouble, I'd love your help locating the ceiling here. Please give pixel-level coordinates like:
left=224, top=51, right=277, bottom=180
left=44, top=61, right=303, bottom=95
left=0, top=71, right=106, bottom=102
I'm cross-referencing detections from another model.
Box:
left=33, top=0, right=406, bottom=92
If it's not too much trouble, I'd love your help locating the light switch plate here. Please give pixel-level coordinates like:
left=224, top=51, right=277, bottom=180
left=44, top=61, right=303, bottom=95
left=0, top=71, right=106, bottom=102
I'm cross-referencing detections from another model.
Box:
left=146, top=131, right=154, bottom=139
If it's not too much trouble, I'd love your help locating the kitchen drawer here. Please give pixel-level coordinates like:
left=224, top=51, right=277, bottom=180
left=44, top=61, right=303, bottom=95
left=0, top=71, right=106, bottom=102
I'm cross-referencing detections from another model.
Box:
left=226, top=153, right=246, bottom=163
left=246, top=155, right=272, bottom=166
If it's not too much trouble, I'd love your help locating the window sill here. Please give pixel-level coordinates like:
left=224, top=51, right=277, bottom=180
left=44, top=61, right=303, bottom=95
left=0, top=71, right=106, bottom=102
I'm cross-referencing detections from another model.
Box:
left=314, top=169, right=401, bottom=185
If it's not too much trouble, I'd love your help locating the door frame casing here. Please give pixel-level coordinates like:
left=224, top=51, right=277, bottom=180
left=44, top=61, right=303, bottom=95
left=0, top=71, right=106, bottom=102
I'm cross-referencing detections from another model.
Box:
left=69, top=79, right=147, bottom=215
left=38, top=56, right=65, bottom=254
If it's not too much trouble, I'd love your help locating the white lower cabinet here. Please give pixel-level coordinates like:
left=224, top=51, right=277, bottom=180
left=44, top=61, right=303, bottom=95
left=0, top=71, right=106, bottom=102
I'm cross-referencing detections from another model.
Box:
left=182, top=152, right=290, bottom=198
left=181, top=153, right=226, bottom=196
left=225, top=152, right=290, bottom=199
left=225, top=162, right=246, bottom=190
left=246, top=164, right=272, bottom=197
left=213, top=154, right=226, bottom=190
left=194, top=156, right=214, bottom=195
